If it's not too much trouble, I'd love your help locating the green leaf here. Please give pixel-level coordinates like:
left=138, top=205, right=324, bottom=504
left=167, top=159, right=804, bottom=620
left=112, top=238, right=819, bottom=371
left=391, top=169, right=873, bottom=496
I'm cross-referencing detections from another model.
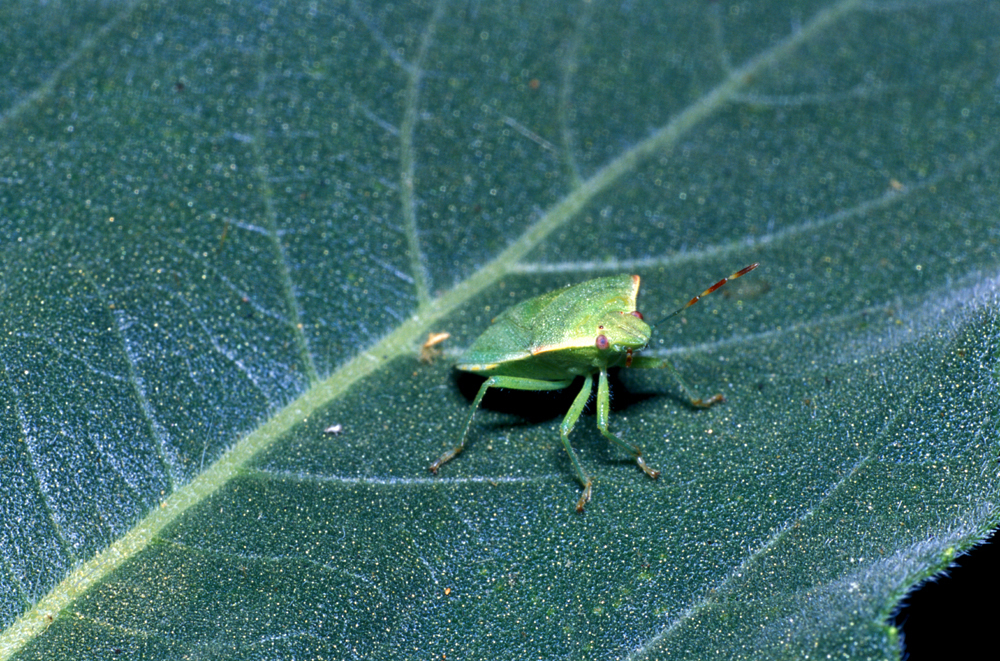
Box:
left=2, top=0, right=998, bottom=659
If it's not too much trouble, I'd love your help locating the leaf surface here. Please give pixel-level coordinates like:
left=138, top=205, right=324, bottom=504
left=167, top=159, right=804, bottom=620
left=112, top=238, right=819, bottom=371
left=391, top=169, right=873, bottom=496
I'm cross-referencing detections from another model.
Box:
left=1, top=1, right=999, bottom=659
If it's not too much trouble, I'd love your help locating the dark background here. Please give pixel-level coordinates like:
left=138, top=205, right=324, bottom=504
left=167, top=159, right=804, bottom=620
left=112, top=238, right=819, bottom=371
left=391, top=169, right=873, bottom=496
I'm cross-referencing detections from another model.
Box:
left=895, top=528, right=998, bottom=659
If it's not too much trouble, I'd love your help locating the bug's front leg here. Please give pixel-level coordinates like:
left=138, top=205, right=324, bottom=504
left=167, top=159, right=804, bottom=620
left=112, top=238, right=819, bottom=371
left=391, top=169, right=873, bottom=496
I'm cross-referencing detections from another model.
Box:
left=596, top=369, right=660, bottom=480
left=628, top=355, right=724, bottom=408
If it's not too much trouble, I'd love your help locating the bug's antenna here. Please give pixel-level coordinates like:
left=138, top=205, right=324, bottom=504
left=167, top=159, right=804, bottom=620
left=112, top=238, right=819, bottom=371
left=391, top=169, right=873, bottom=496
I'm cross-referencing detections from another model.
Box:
left=653, top=263, right=760, bottom=327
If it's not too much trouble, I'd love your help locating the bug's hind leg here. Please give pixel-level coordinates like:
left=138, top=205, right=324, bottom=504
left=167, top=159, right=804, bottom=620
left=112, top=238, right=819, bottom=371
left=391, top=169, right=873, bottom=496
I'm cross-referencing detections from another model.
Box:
left=596, top=369, right=661, bottom=480
left=430, top=375, right=573, bottom=473
left=430, top=377, right=493, bottom=473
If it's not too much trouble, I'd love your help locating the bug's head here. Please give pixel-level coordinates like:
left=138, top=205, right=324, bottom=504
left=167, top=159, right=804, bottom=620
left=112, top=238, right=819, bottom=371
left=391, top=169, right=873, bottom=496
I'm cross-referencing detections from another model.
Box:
left=593, top=308, right=651, bottom=357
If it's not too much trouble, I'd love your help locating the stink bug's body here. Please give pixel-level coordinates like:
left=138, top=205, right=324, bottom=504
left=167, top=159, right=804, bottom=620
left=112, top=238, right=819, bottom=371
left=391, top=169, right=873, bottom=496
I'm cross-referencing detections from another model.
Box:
left=431, top=264, right=759, bottom=511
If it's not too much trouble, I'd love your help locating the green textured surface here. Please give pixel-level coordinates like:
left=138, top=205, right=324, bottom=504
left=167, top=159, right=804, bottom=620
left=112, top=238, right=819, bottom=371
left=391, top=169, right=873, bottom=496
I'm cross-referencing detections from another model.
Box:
left=1, top=1, right=998, bottom=659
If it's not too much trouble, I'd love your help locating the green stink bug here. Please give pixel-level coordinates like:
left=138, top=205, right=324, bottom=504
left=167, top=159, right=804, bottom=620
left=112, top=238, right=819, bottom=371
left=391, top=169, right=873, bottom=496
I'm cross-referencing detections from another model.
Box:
left=431, top=263, right=759, bottom=512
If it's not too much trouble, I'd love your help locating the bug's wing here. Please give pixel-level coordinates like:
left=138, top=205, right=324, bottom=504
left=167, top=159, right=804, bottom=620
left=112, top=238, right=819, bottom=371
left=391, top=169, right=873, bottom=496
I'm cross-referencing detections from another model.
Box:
left=456, top=287, right=565, bottom=371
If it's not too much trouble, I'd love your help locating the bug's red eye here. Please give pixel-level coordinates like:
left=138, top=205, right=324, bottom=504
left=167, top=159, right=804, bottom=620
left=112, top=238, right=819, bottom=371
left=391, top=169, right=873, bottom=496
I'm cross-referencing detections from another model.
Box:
left=595, top=335, right=609, bottom=350
left=631, top=311, right=644, bottom=319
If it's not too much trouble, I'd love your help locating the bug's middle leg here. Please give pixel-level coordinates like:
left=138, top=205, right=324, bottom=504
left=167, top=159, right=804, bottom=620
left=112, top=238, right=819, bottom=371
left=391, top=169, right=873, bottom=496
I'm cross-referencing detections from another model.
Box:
left=558, top=374, right=596, bottom=513
left=596, top=368, right=661, bottom=480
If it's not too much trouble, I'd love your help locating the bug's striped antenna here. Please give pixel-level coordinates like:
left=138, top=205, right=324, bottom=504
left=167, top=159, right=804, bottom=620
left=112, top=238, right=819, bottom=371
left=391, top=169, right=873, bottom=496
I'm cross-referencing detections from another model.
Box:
left=653, top=263, right=760, bottom=327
